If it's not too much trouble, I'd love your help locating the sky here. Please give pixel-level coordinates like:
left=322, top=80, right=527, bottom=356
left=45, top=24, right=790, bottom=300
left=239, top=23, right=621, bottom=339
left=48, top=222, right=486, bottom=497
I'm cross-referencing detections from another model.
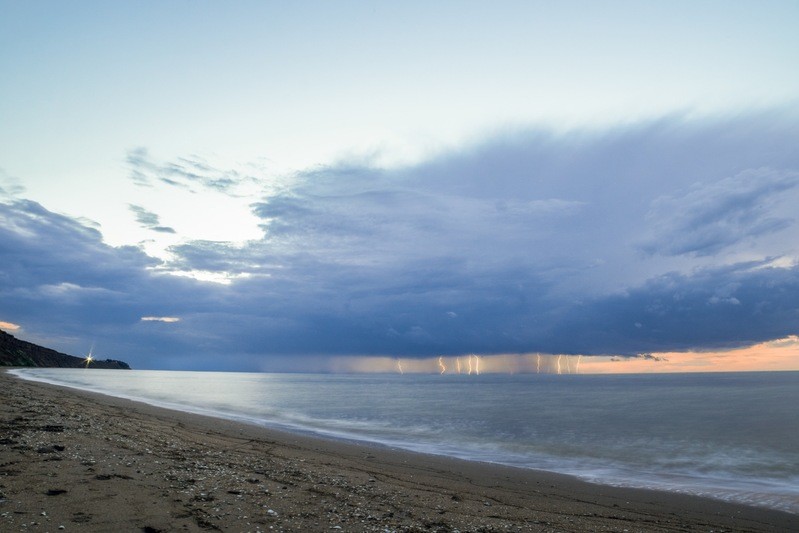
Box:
left=2, top=1, right=799, bottom=372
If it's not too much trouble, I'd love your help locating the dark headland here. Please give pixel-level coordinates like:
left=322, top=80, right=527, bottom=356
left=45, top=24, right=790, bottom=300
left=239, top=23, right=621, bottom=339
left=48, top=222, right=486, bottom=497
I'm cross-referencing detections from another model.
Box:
left=0, top=329, right=130, bottom=369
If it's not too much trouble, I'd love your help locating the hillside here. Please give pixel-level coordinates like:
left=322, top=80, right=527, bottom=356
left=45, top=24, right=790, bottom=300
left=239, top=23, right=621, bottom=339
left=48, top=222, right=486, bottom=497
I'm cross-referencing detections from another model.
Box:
left=0, top=329, right=130, bottom=369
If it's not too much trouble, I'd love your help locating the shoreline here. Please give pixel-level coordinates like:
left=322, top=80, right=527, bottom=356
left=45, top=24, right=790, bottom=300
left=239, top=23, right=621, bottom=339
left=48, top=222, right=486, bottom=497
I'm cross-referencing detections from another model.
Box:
left=1, top=370, right=797, bottom=532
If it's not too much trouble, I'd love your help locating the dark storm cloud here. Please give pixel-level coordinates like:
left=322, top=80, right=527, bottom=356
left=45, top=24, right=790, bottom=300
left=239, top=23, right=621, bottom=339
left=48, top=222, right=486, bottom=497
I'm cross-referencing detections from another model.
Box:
left=541, top=260, right=799, bottom=355
left=148, top=116, right=799, bottom=362
left=3, top=111, right=799, bottom=369
left=0, top=200, right=152, bottom=287
left=159, top=112, right=799, bottom=362
left=0, top=199, right=231, bottom=368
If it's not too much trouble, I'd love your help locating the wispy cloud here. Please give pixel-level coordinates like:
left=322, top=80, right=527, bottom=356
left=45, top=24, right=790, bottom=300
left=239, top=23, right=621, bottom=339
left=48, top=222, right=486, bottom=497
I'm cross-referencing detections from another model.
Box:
left=0, top=168, right=25, bottom=198
left=126, top=147, right=258, bottom=195
left=128, top=204, right=176, bottom=234
left=641, top=168, right=799, bottom=256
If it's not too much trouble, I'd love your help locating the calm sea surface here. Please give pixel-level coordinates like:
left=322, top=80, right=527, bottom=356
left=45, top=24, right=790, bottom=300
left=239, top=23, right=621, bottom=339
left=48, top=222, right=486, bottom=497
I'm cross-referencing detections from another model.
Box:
left=13, top=369, right=799, bottom=513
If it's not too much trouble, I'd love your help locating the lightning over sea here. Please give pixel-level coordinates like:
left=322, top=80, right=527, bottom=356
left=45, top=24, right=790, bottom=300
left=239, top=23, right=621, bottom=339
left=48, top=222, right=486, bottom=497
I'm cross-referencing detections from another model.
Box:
left=12, top=368, right=799, bottom=514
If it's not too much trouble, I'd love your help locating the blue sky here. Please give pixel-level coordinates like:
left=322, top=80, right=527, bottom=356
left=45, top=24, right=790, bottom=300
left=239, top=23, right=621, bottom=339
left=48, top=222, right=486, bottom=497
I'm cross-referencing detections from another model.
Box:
left=2, top=1, right=799, bottom=371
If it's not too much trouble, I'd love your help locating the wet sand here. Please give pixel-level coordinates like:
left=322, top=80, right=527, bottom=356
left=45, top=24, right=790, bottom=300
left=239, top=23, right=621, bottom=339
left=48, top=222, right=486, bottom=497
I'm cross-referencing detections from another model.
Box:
left=1, top=370, right=796, bottom=532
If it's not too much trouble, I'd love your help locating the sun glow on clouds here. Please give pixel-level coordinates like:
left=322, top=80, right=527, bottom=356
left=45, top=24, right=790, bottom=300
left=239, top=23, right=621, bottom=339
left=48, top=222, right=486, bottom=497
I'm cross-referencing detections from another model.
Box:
left=134, top=195, right=262, bottom=259
left=619, top=336, right=799, bottom=374
left=156, top=269, right=254, bottom=285
left=155, top=190, right=263, bottom=243
left=563, top=337, right=799, bottom=374
left=0, top=321, right=21, bottom=332
left=102, top=151, right=269, bottom=266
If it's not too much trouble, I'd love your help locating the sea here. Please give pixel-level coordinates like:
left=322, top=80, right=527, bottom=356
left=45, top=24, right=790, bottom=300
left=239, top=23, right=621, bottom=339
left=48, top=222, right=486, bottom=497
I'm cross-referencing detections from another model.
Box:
left=11, top=368, right=799, bottom=514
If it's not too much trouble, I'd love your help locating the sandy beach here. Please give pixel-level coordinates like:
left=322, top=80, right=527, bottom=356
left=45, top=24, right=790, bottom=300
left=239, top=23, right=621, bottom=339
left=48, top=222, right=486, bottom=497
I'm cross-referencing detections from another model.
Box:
left=1, top=370, right=796, bottom=532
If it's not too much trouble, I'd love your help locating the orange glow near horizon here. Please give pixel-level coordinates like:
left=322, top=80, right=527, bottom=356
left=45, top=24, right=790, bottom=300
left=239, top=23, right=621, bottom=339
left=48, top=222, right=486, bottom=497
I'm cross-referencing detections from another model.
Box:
left=324, top=336, right=799, bottom=374
left=0, top=321, right=21, bottom=332
left=579, top=336, right=799, bottom=374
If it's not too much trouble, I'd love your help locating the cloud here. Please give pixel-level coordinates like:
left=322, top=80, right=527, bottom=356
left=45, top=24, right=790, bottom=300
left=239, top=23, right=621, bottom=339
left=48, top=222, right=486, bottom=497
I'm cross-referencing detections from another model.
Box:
left=163, top=112, right=799, bottom=358
left=641, top=168, right=799, bottom=256
left=3, top=111, right=799, bottom=369
left=636, top=353, right=668, bottom=361
left=126, top=147, right=257, bottom=195
left=141, top=316, right=181, bottom=323
left=0, top=320, right=21, bottom=331
left=0, top=199, right=156, bottom=286
left=0, top=199, right=222, bottom=367
left=129, top=204, right=176, bottom=234
left=541, top=260, right=799, bottom=355
left=0, top=168, right=25, bottom=198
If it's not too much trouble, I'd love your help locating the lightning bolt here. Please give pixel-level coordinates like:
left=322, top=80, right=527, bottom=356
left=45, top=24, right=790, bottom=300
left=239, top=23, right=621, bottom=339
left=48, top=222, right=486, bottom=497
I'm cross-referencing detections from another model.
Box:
left=397, top=359, right=404, bottom=374
left=473, top=355, right=480, bottom=375
left=556, top=354, right=562, bottom=375
left=575, top=355, right=582, bottom=374
left=467, top=355, right=473, bottom=375
left=536, top=353, right=541, bottom=374
left=456, top=358, right=462, bottom=374
left=438, top=356, right=446, bottom=374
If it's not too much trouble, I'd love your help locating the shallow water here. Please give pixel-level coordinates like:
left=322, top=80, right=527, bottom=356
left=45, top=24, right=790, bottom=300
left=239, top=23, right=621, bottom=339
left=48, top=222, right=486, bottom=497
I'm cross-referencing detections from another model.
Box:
left=14, top=369, right=799, bottom=513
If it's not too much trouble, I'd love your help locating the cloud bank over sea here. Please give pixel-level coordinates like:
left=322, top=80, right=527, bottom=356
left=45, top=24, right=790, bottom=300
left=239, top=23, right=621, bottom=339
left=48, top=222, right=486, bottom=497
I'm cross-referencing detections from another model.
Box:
left=2, top=112, right=799, bottom=370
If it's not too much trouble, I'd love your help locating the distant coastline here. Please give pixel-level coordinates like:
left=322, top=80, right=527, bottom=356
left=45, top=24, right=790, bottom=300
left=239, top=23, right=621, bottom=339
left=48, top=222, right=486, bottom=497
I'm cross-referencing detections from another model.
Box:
left=0, top=329, right=130, bottom=369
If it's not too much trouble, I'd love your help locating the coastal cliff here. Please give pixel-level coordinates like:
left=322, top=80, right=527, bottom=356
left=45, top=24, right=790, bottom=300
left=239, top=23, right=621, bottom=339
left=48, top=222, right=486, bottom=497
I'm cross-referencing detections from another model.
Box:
left=0, top=329, right=130, bottom=369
